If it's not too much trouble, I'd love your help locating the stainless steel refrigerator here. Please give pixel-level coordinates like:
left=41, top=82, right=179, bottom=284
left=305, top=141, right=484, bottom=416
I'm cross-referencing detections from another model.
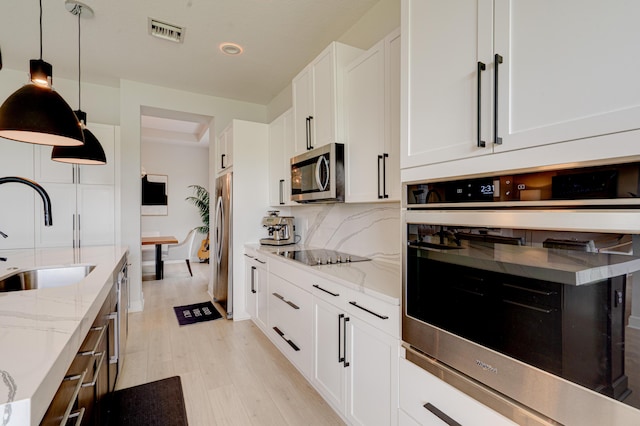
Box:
left=213, top=172, right=232, bottom=318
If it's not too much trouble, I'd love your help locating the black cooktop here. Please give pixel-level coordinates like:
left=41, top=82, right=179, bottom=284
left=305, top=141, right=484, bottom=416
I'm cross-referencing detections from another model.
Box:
left=277, top=249, right=370, bottom=266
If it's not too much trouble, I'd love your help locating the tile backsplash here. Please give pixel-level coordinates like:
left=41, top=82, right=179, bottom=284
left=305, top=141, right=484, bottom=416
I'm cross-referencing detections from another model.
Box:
left=281, top=202, right=401, bottom=264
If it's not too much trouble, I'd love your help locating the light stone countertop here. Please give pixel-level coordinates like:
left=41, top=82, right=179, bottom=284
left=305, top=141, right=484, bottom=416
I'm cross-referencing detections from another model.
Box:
left=0, top=246, right=128, bottom=426
left=247, top=243, right=401, bottom=305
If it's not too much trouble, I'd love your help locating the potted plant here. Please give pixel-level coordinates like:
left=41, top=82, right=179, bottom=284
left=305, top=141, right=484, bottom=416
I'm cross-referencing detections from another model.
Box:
left=185, top=185, right=210, bottom=262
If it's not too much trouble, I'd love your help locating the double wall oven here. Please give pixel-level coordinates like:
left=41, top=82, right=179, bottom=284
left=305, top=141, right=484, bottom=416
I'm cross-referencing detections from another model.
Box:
left=403, top=162, right=640, bottom=425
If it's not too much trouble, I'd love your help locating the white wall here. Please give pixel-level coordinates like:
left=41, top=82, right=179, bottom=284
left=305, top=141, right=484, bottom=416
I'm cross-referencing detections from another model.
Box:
left=140, top=141, right=209, bottom=258
left=120, top=80, right=268, bottom=312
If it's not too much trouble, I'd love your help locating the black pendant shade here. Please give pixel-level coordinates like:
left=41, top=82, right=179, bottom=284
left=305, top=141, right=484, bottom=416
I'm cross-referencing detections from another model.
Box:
left=0, top=0, right=84, bottom=147
left=51, top=110, right=106, bottom=165
left=0, top=83, right=85, bottom=146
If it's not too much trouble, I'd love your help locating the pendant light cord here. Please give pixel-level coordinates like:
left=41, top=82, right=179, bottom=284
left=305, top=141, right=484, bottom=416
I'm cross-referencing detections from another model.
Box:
left=39, top=0, right=43, bottom=59
left=77, top=9, right=81, bottom=111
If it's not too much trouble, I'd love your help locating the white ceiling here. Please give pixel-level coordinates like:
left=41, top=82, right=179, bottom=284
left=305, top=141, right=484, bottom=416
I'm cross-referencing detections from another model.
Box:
left=1, top=0, right=379, bottom=146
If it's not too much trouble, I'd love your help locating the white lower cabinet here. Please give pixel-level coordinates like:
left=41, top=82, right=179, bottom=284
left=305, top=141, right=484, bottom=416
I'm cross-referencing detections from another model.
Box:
left=244, top=250, right=269, bottom=331
left=399, top=357, right=517, bottom=426
left=345, top=315, right=397, bottom=426
left=253, top=251, right=400, bottom=426
left=311, top=275, right=398, bottom=426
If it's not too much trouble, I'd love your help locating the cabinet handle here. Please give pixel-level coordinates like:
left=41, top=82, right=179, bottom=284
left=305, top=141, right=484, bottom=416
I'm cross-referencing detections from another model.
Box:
left=78, top=325, right=107, bottom=356
left=72, top=214, right=76, bottom=249
left=77, top=166, right=81, bottom=184
left=348, top=301, right=389, bottom=319
left=255, top=258, right=266, bottom=264
left=61, top=370, right=86, bottom=426
left=273, top=326, right=300, bottom=351
left=382, top=153, right=389, bottom=198
left=377, top=155, right=383, bottom=199
left=477, top=61, right=486, bottom=148
left=81, top=351, right=106, bottom=388
left=77, top=214, right=81, bottom=249
left=313, top=284, right=339, bottom=297
left=338, top=313, right=345, bottom=363
left=279, top=179, right=285, bottom=205
left=308, top=116, right=314, bottom=150
left=272, top=292, right=300, bottom=310
left=343, top=316, right=350, bottom=368
left=221, top=153, right=226, bottom=169
left=494, top=53, right=503, bottom=145
left=251, top=266, right=257, bottom=294
left=423, top=403, right=462, bottom=426
left=108, top=312, right=119, bottom=365
left=305, top=116, right=311, bottom=150
left=244, top=253, right=255, bottom=259
left=68, top=407, right=85, bottom=426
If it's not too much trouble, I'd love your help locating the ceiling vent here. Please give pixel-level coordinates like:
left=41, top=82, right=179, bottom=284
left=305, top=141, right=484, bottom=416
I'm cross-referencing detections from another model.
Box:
left=148, top=18, right=185, bottom=43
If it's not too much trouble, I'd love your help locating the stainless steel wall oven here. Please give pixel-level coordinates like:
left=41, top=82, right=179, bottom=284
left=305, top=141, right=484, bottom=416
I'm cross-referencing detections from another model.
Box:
left=403, top=162, right=640, bottom=425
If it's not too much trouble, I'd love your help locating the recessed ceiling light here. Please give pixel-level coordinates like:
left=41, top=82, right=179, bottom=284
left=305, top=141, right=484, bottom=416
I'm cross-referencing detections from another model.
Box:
left=220, top=42, right=243, bottom=56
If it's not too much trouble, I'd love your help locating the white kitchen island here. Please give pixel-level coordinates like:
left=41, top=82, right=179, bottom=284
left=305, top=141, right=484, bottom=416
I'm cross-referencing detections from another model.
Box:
left=0, top=246, right=128, bottom=426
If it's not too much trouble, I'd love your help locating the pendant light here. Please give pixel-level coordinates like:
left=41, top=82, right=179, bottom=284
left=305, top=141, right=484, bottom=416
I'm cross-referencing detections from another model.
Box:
left=52, top=0, right=107, bottom=165
left=0, top=0, right=84, bottom=146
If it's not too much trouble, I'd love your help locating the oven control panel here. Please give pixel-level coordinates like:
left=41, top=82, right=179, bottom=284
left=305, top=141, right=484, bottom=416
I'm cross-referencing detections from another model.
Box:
left=407, top=162, right=639, bottom=206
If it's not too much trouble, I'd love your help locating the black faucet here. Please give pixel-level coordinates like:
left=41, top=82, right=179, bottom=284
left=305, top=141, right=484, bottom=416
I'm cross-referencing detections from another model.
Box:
left=0, top=176, right=53, bottom=226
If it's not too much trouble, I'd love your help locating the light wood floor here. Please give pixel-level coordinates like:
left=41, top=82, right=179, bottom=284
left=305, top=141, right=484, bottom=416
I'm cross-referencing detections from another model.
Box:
left=117, top=262, right=345, bottom=426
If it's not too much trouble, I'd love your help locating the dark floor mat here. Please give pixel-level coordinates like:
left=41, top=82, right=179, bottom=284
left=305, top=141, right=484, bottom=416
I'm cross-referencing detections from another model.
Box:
left=109, top=376, right=188, bottom=426
left=173, top=301, right=222, bottom=326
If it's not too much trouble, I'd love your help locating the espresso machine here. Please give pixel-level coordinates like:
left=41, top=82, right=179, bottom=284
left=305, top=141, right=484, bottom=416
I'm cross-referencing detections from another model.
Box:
left=260, top=211, right=295, bottom=246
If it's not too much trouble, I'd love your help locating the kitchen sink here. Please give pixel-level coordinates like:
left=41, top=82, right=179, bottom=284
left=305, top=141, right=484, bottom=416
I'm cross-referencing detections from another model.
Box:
left=0, top=265, right=96, bottom=292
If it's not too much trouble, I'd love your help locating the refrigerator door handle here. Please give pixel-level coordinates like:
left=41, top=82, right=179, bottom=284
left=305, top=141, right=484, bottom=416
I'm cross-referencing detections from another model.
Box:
left=215, top=196, right=224, bottom=264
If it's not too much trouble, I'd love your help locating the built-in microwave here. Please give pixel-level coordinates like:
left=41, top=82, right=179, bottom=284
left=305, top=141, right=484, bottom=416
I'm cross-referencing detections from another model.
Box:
left=291, top=143, right=344, bottom=203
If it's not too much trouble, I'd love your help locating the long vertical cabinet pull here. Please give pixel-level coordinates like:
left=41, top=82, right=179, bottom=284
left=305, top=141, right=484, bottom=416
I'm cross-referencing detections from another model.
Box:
left=279, top=179, right=285, bottom=205
left=382, top=153, right=389, bottom=198
left=72, top=214, right=76, bottom=249
left=221, top=153, right=226, bottom=169
left=77, top=214, right=81, bottom=249
left=494, top=54, right=504, bottom=145
left=477, top=61, right=486, bottom=148
left=307, top=116, right=314, bottom=150
left=338, top=314, right=345, bottom=363
left=377, top=155, right=383, bottom=199
left=343, top=316, right=350, bottom=367
left=251, top=266, right=257, bottom=294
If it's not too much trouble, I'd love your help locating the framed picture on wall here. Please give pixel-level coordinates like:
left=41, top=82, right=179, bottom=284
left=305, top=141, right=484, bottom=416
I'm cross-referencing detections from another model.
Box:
left=141, top=174, right=168, bottom=216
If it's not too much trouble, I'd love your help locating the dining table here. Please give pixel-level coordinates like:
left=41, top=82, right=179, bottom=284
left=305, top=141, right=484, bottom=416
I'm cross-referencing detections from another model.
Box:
left=141, top=235, right=178, bottom=279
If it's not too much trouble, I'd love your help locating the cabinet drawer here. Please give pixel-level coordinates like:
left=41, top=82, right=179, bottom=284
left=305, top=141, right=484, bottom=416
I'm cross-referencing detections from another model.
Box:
left=269, top=274, right=313, bottom=378
left=269, top=274, right=313, bottom=344
left=399, top=358, right=516, bottom=426
left=346, top=292, right=399, bottom=338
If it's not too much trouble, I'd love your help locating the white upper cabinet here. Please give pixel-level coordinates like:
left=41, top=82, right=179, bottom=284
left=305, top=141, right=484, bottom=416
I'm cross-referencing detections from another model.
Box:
left=292, top=42, right=364, bottom=156
left=345, top=28, right=401, bottom=203
left=268, top=108, right=295, bottom=207
left=401, top=0, right=640, bottom=171
left=216, top=123, right=233, bottom=175
left=493, top=0, right=640, bottom=153
left=402, top=0, right=493, bottom=169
